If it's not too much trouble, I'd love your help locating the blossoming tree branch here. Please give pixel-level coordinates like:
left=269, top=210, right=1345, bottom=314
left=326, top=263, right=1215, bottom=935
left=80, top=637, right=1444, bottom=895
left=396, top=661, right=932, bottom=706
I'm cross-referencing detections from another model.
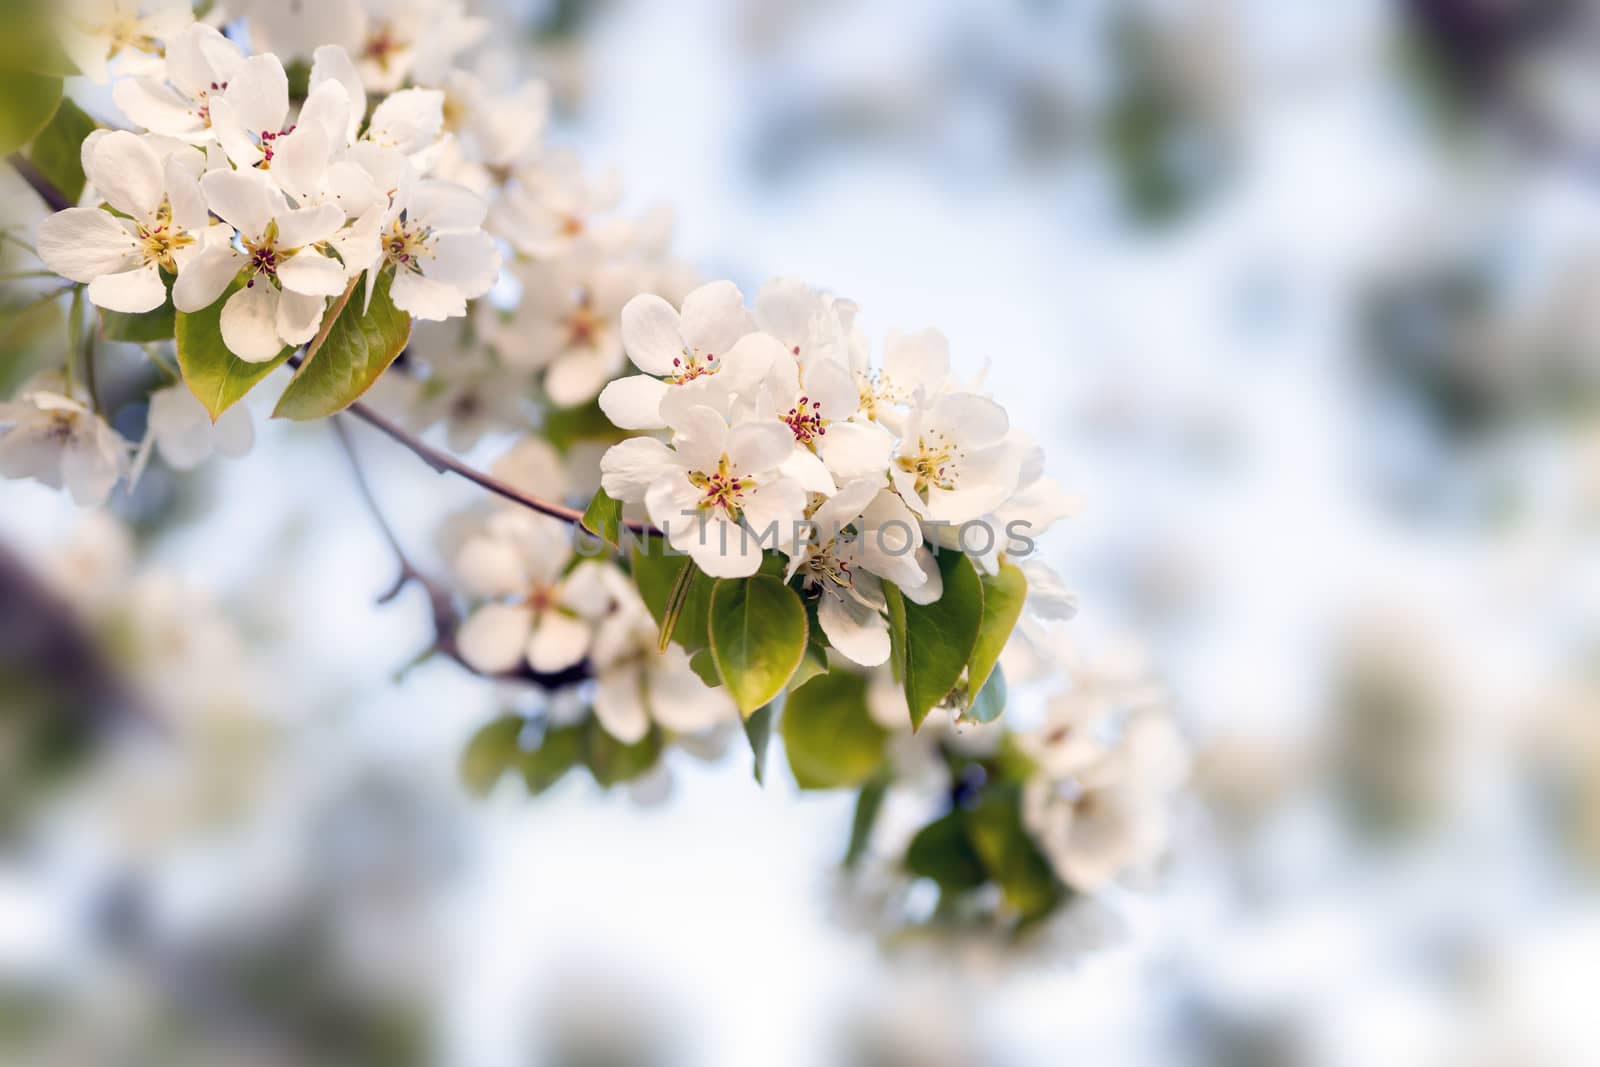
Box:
left=0, top=0, right=1186, bottom=940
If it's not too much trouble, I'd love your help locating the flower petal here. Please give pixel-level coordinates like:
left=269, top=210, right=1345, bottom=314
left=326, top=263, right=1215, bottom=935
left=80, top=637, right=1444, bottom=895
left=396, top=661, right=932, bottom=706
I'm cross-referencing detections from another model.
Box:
left=678, top=280, right=752, bottom=356
left=527, top=611, right=591, bottom=673
left=201, top=168, right=275, bottom=238
left=594, top=667, right=651, bottom=744
left=88, top=261, right=166, bottom=314
left=619, top=293, right=683, bottom=375
left=172, top=243, right=245, bottom=313
left=275, top=287, right=325, bottom=346
left=599, top=436, right=677, bottom=503
left=36, top=209, right=140, bottom=284
left=86, top=131, right=164, bottom=222
left=818, top=593, right=891, bottom=667
left=597, top=374, right=669, bottom=431
left=458, top=603, right=534, bottom=674
left=220, top=281, right=285, bottom=362
left=277, top=249, right=347, bottom=296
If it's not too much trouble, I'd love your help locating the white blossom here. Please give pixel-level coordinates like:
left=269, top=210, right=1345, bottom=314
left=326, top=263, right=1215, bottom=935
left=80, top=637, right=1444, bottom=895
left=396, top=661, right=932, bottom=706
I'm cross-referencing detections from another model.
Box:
left=145, top=383, right=254, bottom=470
left=0, top=388, right=129, bottom=506
left=112, top=24, right=246, bottom=142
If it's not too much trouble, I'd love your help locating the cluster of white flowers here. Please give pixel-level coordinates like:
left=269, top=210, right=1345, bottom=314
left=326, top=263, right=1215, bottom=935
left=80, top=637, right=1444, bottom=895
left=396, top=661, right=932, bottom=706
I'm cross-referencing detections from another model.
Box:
left=1016, top=643, right=1189, bottom=892
left=596, top=279, right=1077, bottom=667
left=38, top=16, right=499, bottom=362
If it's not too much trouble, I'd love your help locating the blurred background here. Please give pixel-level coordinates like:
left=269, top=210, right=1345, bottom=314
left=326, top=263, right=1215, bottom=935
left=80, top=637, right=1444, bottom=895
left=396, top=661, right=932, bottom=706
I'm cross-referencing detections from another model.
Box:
left=4, top=0, right=1600, bottom=1063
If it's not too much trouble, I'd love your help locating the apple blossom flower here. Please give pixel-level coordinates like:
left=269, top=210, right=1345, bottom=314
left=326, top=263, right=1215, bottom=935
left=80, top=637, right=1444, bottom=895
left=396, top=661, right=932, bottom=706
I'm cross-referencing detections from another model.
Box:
left=59, top=0, right=191, bottom=84
left=370, top=172, right=500, bottom=321
left=600, top=406, right=805, bottom=579
left=111, top=24, right=246, bottom=142
left=490, top=151, right=625, bottom=259
left=492, top=260, right=637, bottom=408
left=890, top=392, right=1023, bottom=524
left=452, top=509, right=611, bottom=675
left=760, top=348, right=893, bottom=488
left=0, top=388, right=130, bottom=506
left=597, top=282, right=777, bottom=431
left=174, top=169, right=348, bottom=362
left=36, top=131, right=222, bottom=314
left=852, top=327, right=953, bottom=432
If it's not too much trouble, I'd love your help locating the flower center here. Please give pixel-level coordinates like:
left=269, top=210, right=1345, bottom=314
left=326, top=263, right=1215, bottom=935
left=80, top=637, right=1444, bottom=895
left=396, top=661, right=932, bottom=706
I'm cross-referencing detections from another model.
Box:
left=137, top=200, right=194, bottom=273
left=567, top=301, right=600, bottom=348
left=800, top=548, right=853, bottom=593
left=385, top=217, right=434, bottom=272
left=362, top=24, right=406, bottom=71
left=195, top=81, right=227, bottom=127
left=254, top=124, right=295, bottom=168
left=667, top=350, right=717, bottom=385
left=857, top=370, right=904, bottom=421
left=688, top=456, right=747, bottom=518
left=897, top=434, right=958, bottom=493
left=241, top=221, right=288, bottom=288
left=782, top=395, right=827, bottom=446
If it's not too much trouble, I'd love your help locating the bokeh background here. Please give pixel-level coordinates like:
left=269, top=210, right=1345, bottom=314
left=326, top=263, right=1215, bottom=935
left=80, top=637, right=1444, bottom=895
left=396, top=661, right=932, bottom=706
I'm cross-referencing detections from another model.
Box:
left=4, top=1, right=1600, bottom=1064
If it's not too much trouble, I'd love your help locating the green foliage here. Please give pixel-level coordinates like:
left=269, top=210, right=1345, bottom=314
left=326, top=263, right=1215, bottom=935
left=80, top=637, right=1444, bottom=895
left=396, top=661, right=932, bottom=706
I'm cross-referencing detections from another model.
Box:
left=884, top=551, right=985, bottom=730
left=707, top=574, right=809, bottom=717
left=459, top=715, right=524, bottom=797
left=102, top=297, right=176, bottom=343
left=176, top=279, right=294, bottom=420
left=543, top=399, right=627, bottom=452
left=273, top=273, right=411, bottom=419
left=519, top=723, right=584, bottom=794
left=966, top=563, right=1027, bottom=707
left=585, top=721, right=661, bottom=787
left=905, top=810, right=987, bottom=890
left=0, top=3, right=77, bottom=76
left=578, top=487, right=623, bottom=549
left=963, top=664, right=1008, bottom=725
left=27, top=97, right=94, bottom=204
left=780, top=669, right=888, bottom=790
left=964, top=785, right=1064, bottom=921
left=741, top=702, right=774, bottom=784
left=630, top=536, right=712, bottom=657
left=0, top=70, right=62, bottom=157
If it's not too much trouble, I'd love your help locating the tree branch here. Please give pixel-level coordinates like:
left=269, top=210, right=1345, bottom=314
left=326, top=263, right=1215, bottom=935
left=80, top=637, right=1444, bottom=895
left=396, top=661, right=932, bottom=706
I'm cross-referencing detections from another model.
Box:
left=8, top=153, right=73, bottom=212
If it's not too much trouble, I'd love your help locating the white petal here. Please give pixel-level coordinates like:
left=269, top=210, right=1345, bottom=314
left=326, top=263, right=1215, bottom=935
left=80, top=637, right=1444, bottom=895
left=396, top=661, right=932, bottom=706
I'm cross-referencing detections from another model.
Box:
left=276, top=249, right=347, bottom=296
left=648, top=651, right=737, bottom=732
left=725, top=420, right=794, bottom=476
left=599, top=436, right=677, bottom=503
left=86, top=131, right=164, bottom=222
left=594, top=668, right=651, bottom=745
left=224, top=54, right=290, bottom=136
left=391, top=268, right=465, bottom=321
left=113, top=77, right=203, bottom=138
left=678, top=280, right=752, bottom=356
left=457, top=603, right=534, bottom=674
left=817, top=419, right=892, bottom=480
left=268, top=122, right=331, bottom=204
left=818, top=593, right=891, bottom=667
left=36, top=210, right=140, bottom=283
left=717, top=330, right=783, bottom=393
left=275, top=203, right=345, bottom=249
left=275, top=287, right=325, bottom=346
left=527, top=611, right=592, bottom=673
left=454, top=535, right=529, bottom=598
left=739, top=477, right=805, bottom=549
left=87, top=262, right=166, bottom=314
left=597, top=374, right=669, bottom=431
left=545, top=350, right=616, bottom=408
left=929, top=392, right=1009, bottom=448
left=220, top=282, right=285, bottom=362
left=172, top=244, right=245, bottom=313
left=369, top=89, right=445, bottom=155
left=201, top=168, right=275, bottom=238
left=410, top=179, right=486, bottom=231
left=295, top=78, right=351, bottom=150
left=309, top=44, right=366, bottom=142
left=204, top=96, right=264, bottom=168
left=147, top=384, right=216, bottom=470
left=619, top=293, right=683, bottom=375
left=421, top=231, right=499, bottom=299
left=778, top=448, right=836, bottom=496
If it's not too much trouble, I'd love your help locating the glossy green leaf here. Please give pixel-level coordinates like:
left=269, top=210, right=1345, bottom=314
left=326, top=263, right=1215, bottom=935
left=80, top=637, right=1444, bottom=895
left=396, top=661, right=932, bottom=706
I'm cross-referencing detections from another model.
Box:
left=787, top=633, right=829, bottom=692
left=885, top=551, right=985, bottom=731
left=0, top=5, right=77, bottom=76
left=578, top=486, right=623, bottom=549
left=707, top=574, right=808, bottom=717
left=272, top=272, right=411, bottom=420
left=905, top=810, right=987, bottom=890
left=175, top=279, right=294, bottom=419
left=962, top=663, right=1008, bottom=725
left=630, top=535, right=712, bottom=656
left=687, top=648, right=720, bottom=688
left=27, top=97, right=94, bottom=204
left=0, top=70, right=62, bottom=157
left=742, top=702, right=775, bottom=785
left=102, top=298, right=175, bottom=343
left=966, top=563, right=1027, bottom=706
left=460, top=715, right=524, bottom=796
left=965, top=785, right=1064, bottom=921
left=781, top=669, right=888, bottom=790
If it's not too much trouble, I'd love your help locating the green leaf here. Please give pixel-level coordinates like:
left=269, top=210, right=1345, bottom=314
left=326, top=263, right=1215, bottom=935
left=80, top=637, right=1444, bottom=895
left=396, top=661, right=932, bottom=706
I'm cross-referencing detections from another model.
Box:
left=584, top=719, right=662, bottom=786
left=657, top=558, right=699, bottom=652
left=966, top=563, right=1027, bottom=706
left=27, top=97, right=94, bottom=204
left=519, top=723, right=584, bottom=795
left=885, top=551, right=985, bottom=731
left=175, top=278, right=294, bottom=419
left=780, top=669, right=888, bottom=790
left=102, top=298, right=175, bottom=343
left=905, top=810, right=987, bottom=890
left=742, top=702, right=775, bottom=785
left=272, top=272, right=411, bottom=420
left=787, top=633, right=829, bottom=692
left=687, top=648, right=720, bottom=688
left=460, top=715, right=524, bottom=797
left=707, top=574, right=809, bottom=717
left=965, top=785, right=1064, bottom=920
left=579, top=486, right=623, bottom=549
left=963, top=663, right=1008, bottom=725
left=0, top=70, right=62, bottom=157
left=630, top=535, right=712, bottom=655
left=0, top=5, right=78, bottom=76
left=543, top=399, right=627, bottom=452
left=844, top=776, right=888, bottom=869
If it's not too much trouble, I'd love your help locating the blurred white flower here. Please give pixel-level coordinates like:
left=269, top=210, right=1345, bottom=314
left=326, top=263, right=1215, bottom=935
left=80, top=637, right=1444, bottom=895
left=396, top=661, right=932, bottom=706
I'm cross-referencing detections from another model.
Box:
left=145, top=383, right=254, bottom=470
left=59, top=0, right=191, bottom=83
left=0, top=389, right=129, bottom=506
